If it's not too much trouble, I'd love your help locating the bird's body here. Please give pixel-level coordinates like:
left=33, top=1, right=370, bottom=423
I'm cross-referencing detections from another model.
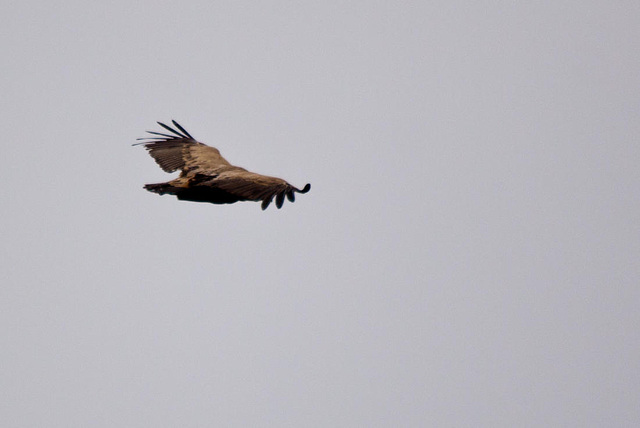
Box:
left=135, top=121, right=310, bottom=210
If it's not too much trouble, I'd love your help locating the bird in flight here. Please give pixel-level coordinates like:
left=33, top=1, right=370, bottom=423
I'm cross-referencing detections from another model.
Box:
left=135, top=121, right=310, bottom=210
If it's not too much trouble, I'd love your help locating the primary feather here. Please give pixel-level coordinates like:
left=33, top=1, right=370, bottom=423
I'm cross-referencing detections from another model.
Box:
left=135, top=120, right=310, bottom=210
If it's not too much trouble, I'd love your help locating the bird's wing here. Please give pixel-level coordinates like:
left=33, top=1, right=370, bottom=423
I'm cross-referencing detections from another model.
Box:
left=211, top=170, right=306, bottom=210
left=135, top=120, right=231, bottom=173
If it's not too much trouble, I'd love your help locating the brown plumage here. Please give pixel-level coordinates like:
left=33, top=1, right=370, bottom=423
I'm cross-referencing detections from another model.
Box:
left=135, top=121, right=310, bottom=210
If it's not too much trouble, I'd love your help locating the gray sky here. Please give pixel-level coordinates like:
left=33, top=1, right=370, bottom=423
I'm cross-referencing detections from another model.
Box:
left=2, top=1, right=639, bottom=426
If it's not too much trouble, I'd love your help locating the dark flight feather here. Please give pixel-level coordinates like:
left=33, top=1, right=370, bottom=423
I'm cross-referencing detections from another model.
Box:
left=143, top=131, right=178, bottom=139
left=171, top=120, right=194, bottom=139
left=157, top=121, right=189, bottom=138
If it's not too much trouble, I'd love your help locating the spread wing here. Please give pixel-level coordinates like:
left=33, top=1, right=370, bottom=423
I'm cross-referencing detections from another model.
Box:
left=134, top=120, right=231, bottom=174
left=210, top=170, right=311, bottom=209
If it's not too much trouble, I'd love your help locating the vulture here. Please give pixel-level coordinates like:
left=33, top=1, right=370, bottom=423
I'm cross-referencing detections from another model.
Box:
left=135, top=121, right=310, bottom=210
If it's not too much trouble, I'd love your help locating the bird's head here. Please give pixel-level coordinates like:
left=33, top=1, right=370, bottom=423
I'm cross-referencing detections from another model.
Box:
left=299, top=183, right=311, bottom=194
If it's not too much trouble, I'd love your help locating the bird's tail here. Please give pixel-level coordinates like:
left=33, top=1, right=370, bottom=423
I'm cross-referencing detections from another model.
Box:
left=144, top=182, right=179, bottom=195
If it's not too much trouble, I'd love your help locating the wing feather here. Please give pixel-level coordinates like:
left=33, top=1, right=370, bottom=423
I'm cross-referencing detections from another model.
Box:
left=172, top=120, right=194, bottom=139
left=143, top=131, right=177, bottom=139
left=157, top=121, right=188, bottom=138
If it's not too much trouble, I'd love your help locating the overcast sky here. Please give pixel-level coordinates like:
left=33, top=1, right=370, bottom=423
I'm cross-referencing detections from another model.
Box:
left=1, top=1, right=639, bottom=426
